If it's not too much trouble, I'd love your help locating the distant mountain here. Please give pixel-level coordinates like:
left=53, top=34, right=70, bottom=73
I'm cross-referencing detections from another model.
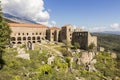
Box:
left=93, top=31, right=120, bottom=35
left=101, top=31, right=120, bottom=35
left=3, top=13, right=37, bottom=24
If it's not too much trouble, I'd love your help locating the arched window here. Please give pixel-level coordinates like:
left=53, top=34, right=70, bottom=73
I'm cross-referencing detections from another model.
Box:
left=12, top=42, right=16, bottom=44
left=23, top=37, right=26, bottom=40
left=32, top=33, right=34, bottom=35
left=37, top=40, right=41, bottom=43
left=17, top=42, right=21, bottom=44
left=37, top=36, right=40, bottom=40
left=18, top=33, right=20, bottom=35
left=32, top=37, right=35, bottom=40
left=28, top=37, right=31, bottom=40
left=17, top=37, right=21, bottom=40
left=39, top=33, right=41, bottom=35
left=27, top=33, right=29, bottom=35
left=33, top=41, right=36, bottom=43
left=36, top=32, right=38, bottom=35
left=11, top=37, right=16, bottom=41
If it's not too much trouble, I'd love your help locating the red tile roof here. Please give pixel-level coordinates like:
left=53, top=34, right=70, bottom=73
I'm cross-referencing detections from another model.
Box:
left=8, top=23, right=48, bottom=28
left=49, top=27, right=60, bottom=30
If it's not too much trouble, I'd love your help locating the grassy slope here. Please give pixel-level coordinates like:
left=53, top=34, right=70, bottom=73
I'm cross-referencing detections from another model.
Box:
left=0, top=43, right=120, bottom=80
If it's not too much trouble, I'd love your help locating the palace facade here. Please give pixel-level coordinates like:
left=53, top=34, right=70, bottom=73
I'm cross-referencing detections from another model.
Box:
left=9, top=23, right=97, bottom=49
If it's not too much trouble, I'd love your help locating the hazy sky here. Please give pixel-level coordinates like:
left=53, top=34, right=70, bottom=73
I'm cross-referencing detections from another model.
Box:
left=2, top=0, right=120, bottom=31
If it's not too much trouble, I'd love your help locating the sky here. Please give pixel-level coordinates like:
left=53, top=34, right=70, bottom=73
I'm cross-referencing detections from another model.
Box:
left=1, top=0, right=120, bottom=32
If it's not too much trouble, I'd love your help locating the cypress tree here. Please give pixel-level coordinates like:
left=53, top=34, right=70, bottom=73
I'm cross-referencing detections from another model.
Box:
left=0, top=1, right=11, bottom=69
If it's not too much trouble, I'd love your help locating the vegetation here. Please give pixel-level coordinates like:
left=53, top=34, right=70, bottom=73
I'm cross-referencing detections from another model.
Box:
left=74, top=42, right=80, bottom=49
left=92, top=33, right=120, bottom=53
left=0, top=43, right=120, bottom=80
left=63, top=40, right=71, bottom=50
left=0, top=1, right=11, bottom=69
left=95, top=52, right=120, bottom=79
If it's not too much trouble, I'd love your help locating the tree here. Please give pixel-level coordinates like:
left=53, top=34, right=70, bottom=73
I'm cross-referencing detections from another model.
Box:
left=88, top=43, right=95, bottom=51
left=0, top=1, right=11, bottom=69
left=63, top=40, right=71, bottom=51
left=62, top=40, right=72, bottom=57
left=74, top=42, right=80, bottom=49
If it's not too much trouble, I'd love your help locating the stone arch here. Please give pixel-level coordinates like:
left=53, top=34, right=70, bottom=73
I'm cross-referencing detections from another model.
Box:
left=28, top=37, right=31, bottom=40
left=12, top=42, right=16, bottom=44
left=18, top=33, right=20, bottom=35
left=32, top=37, right=36, bottom=40
left=23, top=37, right=26, bottom=40
left=17, top=37, right=21, bottom=41
left=27, top=33, right=29, bottom=35
left=33, top=41, right=36, bottom=43
left=11, top=37, right=16, bottom=41
left=37, top=40, right=41, bottom=43
left=37, top=36, right=40, bottom=40
left=17, top=42, right=21, bottom=44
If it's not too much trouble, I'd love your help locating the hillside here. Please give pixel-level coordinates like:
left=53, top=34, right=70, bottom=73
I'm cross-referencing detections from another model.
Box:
left=3, top=13, right=36, bottom=24
left=92, top=33, right=120, bottom=53
left=4, top=18, right=18, bottom=23
left=0, top=42, right=120, bottom=80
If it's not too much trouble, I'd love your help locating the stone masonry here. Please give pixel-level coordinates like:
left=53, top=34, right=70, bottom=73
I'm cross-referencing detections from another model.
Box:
left=8, top=23, right=97, bottom=49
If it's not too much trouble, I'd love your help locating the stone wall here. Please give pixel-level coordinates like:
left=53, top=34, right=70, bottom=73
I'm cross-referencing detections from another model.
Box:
left=60, top=24, right=73, bottom=42
left=9, top=23, right=47, bottom=44
left=9, top=23, right=97, bottom=49
left=72, top=31, right=97, bottom=49
left=46, top=27, right=60, bottom=42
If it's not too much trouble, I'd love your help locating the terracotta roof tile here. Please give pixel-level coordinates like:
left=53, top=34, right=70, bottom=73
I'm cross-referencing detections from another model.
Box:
left=8, top=23, right=48, bottom=28
left=49, top=27, right=60, bottom=30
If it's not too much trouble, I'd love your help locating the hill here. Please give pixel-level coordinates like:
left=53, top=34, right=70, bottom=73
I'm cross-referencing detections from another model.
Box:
left=3, top=13, right=36, bottom=24
left=0, top=43, right=120, bottom=80
left=94, top=31, right=120, bottom=35
left=92, top=33, right=120, bottom=53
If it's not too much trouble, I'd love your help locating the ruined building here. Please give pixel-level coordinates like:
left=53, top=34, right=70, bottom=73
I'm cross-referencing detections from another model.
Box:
left=9, top=23, right=97, bottom=49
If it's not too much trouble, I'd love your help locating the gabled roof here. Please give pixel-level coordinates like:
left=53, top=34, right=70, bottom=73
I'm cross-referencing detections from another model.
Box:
left=8, top=23, right=48, bottom=28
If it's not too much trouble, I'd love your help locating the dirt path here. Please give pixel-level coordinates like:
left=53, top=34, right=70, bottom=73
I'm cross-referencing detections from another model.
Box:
left=38, top=44, right=63, bottom=57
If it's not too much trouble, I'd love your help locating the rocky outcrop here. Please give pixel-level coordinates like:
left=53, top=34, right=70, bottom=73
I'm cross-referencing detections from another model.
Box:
left=79, top=51, right=96, bottom=65
left=47, top=55, right=55, bottom=65
left=75, top=77, right=85, bottom=80
left=76, top=51, right=97, bottom=72
left=110, top=52, right=117, bottom=59
left=16, top=47, right=30, bottom=60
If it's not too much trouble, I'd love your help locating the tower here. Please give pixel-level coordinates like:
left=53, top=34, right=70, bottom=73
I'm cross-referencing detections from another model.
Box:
left=60, top=24, right=73, bottom=42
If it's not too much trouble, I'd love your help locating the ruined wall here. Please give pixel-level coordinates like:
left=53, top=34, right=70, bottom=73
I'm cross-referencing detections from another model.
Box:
left=60, top=24, right=73, bottom=42
left=72, top=31, right=97, bottom=49
left=72, top=32, right=88, bottom=49
left=46, top=27, right=60, bottom=42
left=88, top=34, right=97, bottom=47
